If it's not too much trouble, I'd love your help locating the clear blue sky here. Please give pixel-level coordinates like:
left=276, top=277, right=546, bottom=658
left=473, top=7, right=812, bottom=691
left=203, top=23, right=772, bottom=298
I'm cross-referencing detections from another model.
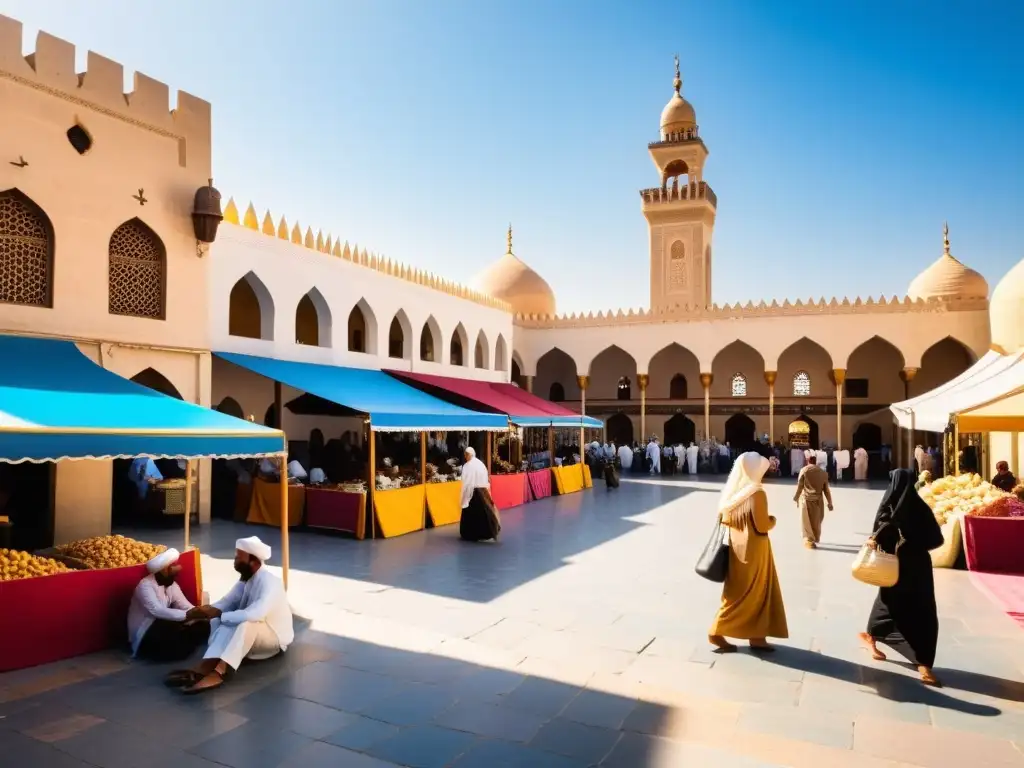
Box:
left=4, top=0, right=1023, bottom=313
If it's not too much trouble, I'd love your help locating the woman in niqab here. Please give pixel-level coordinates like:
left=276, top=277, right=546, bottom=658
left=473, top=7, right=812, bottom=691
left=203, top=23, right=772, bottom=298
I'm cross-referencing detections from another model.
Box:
left=860, top=468, right=944, bottom=686
left=709, top=452, right=789, bottom=652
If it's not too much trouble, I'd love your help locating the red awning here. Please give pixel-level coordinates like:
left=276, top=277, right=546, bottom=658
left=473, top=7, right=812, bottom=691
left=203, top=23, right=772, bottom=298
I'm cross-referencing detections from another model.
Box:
left=386, top=371, right=600, bottom=428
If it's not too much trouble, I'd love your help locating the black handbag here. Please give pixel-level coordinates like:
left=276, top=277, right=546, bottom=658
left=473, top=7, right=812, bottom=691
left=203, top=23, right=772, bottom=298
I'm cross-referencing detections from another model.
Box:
left=695, top=517, right=730, bottom=582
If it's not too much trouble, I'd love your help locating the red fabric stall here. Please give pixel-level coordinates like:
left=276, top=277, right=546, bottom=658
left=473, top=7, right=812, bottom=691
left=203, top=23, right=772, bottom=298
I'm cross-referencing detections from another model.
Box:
left=305, top=487, right=367, bottom=539
left=963, top=516, right=1024, bottom=575
left=0, top=548, right=201, bottom=673
left=528, top=469, right=552, bottom=500
left=490, top=472, right=528, bottom=509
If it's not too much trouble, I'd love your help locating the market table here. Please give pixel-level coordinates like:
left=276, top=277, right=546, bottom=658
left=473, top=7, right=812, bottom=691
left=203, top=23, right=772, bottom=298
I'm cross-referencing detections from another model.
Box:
left=373, top=484, right=426, bottom=537
left=962, top=516, right=1024, bottom=574
left=246, top=477, right=305, bottom=528
left=0, top=547, right=202, bottom=672
left=305, top=487, right=367, bottom=539
left=425, top=481, right=462, bottom=526
left=490, top=472, right=528, bottom=510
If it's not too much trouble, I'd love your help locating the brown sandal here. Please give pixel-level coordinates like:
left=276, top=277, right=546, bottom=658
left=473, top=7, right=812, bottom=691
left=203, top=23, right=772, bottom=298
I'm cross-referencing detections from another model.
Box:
left=164, top=670, right=203, bottom=688
left=859, top=632, right=886, bottom=661
left=709, top=635, right=737, bottom=653
left=919, top=667, right=942, bottom=687
left=182, top=671, right=225, bottom=695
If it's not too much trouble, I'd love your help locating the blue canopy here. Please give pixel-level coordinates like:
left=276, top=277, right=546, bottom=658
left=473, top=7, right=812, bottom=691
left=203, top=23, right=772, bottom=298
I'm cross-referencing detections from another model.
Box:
left=0, top=335, right=285, bottom=463
left=216, top=352, right=509, bottom=432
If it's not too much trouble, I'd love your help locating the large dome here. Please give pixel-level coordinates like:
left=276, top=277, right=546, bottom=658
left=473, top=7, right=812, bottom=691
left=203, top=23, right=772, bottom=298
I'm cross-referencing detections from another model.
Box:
left=907, top=225, right=988, bottom=301
left=988, top=256, right=1024, bottom=354
left=471, top=227, right=556, bottom=317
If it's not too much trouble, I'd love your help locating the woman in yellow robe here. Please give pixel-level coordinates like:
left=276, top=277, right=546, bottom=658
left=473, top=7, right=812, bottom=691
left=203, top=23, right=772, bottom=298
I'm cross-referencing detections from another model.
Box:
left=709, top=452, right=789, bottom=652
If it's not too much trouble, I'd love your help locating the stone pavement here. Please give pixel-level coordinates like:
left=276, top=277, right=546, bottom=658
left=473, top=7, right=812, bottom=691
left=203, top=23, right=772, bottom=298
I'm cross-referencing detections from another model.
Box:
left=2, top=476, right=1024, bottom=767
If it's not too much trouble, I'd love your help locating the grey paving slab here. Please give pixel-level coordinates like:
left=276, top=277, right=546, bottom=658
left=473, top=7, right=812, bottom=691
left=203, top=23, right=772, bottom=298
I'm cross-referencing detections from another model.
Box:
left=365, top=724, right=478, bottom=767
left=528, top=716, right=622, bottom=763
left=187, top=720, right=312, bottom=768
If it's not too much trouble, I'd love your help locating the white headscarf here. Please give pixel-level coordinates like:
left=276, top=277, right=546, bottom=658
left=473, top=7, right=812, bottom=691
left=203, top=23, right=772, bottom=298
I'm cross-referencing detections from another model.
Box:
left=717, top=452, right=770, bottom=515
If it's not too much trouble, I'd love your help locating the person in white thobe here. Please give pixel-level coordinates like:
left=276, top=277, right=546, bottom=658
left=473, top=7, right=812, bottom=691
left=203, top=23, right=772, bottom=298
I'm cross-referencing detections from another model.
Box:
left=459, top=447, right=490, bottom=510
left=618, top=443, right=633, bottom=470
left=854, top=447, right=869, bottom=480
left=167, top=536, right=293, bottom=694
left=128, top=548, right=209, bottom=661
left=686, top=443, right=699, bottom=474
left=646, top=438, right=661, bottom=475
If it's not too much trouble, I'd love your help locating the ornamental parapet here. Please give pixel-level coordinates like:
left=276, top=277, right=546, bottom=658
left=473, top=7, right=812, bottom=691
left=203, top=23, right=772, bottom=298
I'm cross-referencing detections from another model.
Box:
left=640, top=181, right=717, bottom=208
left=513, top=295, right=988, bottom=329
left=221, top=198, right=512, bottom=314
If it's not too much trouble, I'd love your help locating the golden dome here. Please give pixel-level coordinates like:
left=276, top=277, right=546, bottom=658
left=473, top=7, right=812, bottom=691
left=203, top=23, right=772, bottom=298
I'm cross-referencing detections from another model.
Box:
left=660, top=55, right=697, bottom=137
left=471, top=226, right=556, bottom=317
left=988, top=256, right=1024, bottom=354
left=907, top=224, right=988, bottom=301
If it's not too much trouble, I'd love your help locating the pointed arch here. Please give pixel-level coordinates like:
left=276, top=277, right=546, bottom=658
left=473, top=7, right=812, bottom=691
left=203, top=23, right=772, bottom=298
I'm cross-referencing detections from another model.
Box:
left=648, top=342, right=700, bottom=399
left=228, top=271, right=275, bottom=340
left=711, top=340, right=765, bottom=398
left=295, top=287, right=332, bottom=347
left=669, top=374, right=688, bottom=399
left=778, top=337, right=832, bottom=398
left=388, top=309, right=412, bottom=359
left=474, top=329, right=490, bottom=369
left=589, top=345, right=639, bottom=399
left=536, top=347, right=579, bottom=401
left=347, top=298, right=378, bottom=354
left=215, top=397, right=244, bottom=419
left=549, top=382, right=566, bottom=402
left=495, top=334, right=509, bottom=372
left=420, top=315, right=441, bottom=362
left=108, top=217, right=166, bottom=319
left=846, top=335, right=905, bottom=404
left=450, top=322, right=468, bottom=366
left=607, top=413, right=634, bottom=446
left=130, top=368, right=182, bottom=400
left=0, top=188, right=55, bottom=308
left=913, top=336, right=975, bottom=397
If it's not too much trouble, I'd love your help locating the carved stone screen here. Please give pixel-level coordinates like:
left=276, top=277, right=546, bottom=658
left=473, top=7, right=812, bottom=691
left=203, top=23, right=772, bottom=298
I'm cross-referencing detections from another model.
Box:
left=0, top=191, right=52, bottom=307
left=669, top=240, right=687, bottom=288
left=108, top=219, right=165, bottom=319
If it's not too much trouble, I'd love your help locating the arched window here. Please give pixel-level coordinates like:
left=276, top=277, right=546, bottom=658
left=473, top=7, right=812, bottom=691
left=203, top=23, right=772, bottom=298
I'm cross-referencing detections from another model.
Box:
left=348, top=306, right=367, bottom=352
left=731, top=373, right=747, bottom=397
left=388, top=317, right=404, bottom=358
left=0, top=189, right=54, bottom=307
left=420, top=323, right=435, bottom=361
left=793, top=371, right=811, bottom=397
left=108, top=219, right=166, bottom=319
left=669, top=240, right=687, bottom=288
left=295, top=295, right=319, bottom=345
left=450, top=327, right=466, bottom=366
left=617, top=376, right=632, bottom=400
left=228, top=273, right=274, bottom=340
left=669, top=374, right=688, bottom=399
left=549, top=382, right=565, bottom=402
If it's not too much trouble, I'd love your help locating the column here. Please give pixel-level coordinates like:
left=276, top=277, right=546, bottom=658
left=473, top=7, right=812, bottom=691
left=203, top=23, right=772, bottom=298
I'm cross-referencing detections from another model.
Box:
left=900, top=368, right=918, bottom=468
left=638, top=374, right=649, bottom=440
left=700, top=373, right=713, bottom=440
left=764, top=371, right=777, bottom=444
left=576, top=375, right=589, bottom=448
left=833, top=368, right=846, bottom=449
left=524, top=375, right=534, bottom=394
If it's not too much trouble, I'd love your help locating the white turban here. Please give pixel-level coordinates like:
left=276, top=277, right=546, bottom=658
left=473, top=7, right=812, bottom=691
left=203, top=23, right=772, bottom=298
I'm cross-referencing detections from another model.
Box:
left=236, top=536, right=271, bottom=562
left=287, top=460, right=307, bottom=480
left=309, top=468, right=326, bottom=484
left=464, top=446, right=476, bottom=458
left=146, top=548, right=179, bottom=574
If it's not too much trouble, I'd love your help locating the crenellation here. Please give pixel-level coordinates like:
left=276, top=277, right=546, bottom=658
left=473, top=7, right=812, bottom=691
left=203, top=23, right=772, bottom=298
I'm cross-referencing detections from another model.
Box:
left=26, top=31, right=77, bottom=91
left=78, top=51, right=124, bottom=109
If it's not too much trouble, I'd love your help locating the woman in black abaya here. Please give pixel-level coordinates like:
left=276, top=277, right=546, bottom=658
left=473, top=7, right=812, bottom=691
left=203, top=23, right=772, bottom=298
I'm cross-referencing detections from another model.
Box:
left=859, top=468, right=945, bottom=686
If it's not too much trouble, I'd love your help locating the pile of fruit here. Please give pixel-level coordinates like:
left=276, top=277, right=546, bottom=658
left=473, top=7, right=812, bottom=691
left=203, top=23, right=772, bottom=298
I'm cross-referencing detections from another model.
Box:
left=970, top=495, right=1024, bottom=518
left=918, top=473, right=1009, bottom=525
left=0, top=549, right=71, bottom=581
left=55, top=535, right=165, bottom=570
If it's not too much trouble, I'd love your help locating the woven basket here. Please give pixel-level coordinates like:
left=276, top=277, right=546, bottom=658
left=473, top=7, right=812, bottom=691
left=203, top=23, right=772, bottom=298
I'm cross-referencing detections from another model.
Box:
left=851, top=544, right=899, bottom=587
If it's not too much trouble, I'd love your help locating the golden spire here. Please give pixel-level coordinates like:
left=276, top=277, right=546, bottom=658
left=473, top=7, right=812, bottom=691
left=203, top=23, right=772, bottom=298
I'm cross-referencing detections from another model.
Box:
left=506, top=223, right=514, bottom=255
left=673, top=54, right=681, bottom=95
left=943, top=221, right=950, bottom=255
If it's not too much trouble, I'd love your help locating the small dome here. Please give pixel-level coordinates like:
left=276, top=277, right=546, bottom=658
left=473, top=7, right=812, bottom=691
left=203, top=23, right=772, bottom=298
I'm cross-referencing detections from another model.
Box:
left=989, top=256, right=1024, bottom=354
left=907, top=225, right=988, bottom=301
left=471, top=227, right=556, bottom=317
left=660, top=57, right=696, bottom=138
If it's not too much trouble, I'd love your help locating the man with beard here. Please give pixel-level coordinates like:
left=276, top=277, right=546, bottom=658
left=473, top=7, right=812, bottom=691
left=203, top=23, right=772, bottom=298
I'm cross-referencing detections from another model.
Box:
left=128, top=548, right=210, bottom=661
left=166, top=536, right=293, bottom=694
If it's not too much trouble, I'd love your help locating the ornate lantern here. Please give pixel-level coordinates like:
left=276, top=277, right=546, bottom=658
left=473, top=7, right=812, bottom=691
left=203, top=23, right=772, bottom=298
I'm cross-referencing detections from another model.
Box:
left=191, top=179, right=223, bottom=244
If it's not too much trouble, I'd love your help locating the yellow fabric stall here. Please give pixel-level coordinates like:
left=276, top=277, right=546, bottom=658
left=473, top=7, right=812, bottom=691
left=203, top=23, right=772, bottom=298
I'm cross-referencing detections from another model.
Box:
left=552, top=465, right=585, bottom=495
left=373, top=484, right=426, bottom=538
left=246, top=478, right=305, bottom=527
left=957, top=387, right=1024, bottom=432
left=582, top=464, right=593, bottom=488
left=425, top=481, right=462, bottom=527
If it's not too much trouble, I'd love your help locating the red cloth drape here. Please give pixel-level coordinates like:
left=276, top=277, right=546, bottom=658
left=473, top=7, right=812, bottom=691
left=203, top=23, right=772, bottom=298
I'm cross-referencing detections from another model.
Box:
left=528, top=470, right=551, bottom=501
left=963, top=516, right=1024, bottom=574
left=490, top=473, right=528, bottom=510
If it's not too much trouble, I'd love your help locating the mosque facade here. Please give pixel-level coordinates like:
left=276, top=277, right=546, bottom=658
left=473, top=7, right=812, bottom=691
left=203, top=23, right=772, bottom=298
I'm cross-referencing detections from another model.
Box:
left=0, top=14, right=1017, bottom=538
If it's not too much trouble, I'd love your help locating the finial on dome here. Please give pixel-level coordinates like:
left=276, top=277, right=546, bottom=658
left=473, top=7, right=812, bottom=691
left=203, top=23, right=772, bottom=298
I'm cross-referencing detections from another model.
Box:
left=506, top=223, right=514, bottom=255
left=943, top=221, right=950, bottom=255
left=673, top=54, right=681, bottom=95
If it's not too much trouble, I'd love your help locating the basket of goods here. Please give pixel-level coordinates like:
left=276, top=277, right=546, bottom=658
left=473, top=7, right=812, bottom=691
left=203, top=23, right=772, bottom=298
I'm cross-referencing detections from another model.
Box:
left=0, top=549, right=72, bottom=581
left=54, top=535, right=166, bottom=570
left=918, top=473, right=1009, bottom=568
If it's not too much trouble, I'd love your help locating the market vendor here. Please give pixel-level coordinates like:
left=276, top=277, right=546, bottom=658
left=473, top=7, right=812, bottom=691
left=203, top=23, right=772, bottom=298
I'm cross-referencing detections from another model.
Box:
left=166, top=536, right=293, bottom=694
left=128, top=548, right=210, bottom=662
left=129, top=457, right=163, bottom=499
left=991, top=461, right=1017, bottom=493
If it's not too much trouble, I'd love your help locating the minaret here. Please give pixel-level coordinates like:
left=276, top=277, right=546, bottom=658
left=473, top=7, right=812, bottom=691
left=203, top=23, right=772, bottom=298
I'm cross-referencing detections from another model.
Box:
left=641, top=57, right=717, bottom=312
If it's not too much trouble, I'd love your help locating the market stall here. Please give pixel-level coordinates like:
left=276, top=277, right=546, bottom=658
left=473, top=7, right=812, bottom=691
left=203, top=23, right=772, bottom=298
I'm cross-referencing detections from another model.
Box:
left=0, top=335, right=286, bottom=671
left=305, top=485, right=368, bottom=538
left=216, top=353, right=507, bottom=539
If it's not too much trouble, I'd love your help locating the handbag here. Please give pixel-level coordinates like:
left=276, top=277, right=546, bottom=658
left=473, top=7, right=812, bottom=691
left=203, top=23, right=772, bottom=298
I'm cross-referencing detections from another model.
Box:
left=695, top=517, right=731, bottom=582
left=851, top=532, right=904, bottom=588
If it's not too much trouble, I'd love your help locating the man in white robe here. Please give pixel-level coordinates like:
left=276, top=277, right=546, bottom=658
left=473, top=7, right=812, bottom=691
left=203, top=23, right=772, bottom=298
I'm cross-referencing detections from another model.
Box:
left=686, top=442, right=700, bottom=474
left=168, top=536, right=293, bottom=694
left=128, top=548, right=209, bottom=661
left=617, top=442, right=633, bottom=470
left=854, top=447, right=869, bottom=480
left=646, top=437, right=661, bottom=475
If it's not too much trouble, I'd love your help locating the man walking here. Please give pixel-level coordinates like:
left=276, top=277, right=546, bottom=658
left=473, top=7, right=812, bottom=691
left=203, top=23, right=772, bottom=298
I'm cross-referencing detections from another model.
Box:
left=794, top=455, right=833, bottom=548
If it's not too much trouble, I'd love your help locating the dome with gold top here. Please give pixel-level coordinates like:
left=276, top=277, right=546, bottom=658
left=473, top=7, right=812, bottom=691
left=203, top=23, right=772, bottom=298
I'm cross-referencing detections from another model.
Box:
left=988, top=255, right=1024, bottom=354
left=471, top=227, right=557, bottom=317
left=660, top=56, right=697, bottom=138
left=907, top=224, right=988, bottom=301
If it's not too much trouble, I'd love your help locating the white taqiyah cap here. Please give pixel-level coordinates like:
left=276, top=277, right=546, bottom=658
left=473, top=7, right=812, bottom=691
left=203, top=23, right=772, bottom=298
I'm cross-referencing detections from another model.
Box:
left=236, top=536, right=271, bottom=562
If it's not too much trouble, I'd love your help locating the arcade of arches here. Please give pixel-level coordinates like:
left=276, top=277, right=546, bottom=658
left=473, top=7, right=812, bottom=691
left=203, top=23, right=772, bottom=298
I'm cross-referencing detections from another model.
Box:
left=531, top=336, right=975, bottom=456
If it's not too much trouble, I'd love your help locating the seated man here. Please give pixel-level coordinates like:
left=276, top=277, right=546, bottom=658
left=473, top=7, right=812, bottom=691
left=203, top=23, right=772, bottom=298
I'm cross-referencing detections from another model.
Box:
left=128, top=548, right=210, bottom=661
left=167, top=536, right=293, bottom=694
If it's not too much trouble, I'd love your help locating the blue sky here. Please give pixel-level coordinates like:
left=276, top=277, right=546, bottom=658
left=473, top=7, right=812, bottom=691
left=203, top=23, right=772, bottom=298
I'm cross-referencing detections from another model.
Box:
left=4, top=0, right=1022, bottom=313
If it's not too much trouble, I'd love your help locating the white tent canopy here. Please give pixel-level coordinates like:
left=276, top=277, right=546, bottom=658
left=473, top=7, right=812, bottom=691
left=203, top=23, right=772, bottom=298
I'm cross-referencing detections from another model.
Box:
left=891, top=349, right=1024, bottom=432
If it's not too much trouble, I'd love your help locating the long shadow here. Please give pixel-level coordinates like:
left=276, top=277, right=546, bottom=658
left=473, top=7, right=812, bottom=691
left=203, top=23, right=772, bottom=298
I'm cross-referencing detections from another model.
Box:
left=814, top=543, right=862, bottom=554
left=0, top=621, right=673, bottom=767
left=120, top=481, right=713, bottom=603
left=759, top=645, right=1017, bottom=715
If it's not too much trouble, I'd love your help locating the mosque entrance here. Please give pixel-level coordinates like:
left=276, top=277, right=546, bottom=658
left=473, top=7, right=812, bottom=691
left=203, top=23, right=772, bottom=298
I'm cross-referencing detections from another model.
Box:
left=725, top=413, right=756, bottom=452
left=853, top=422, right=883, bottom=451
left=606, top=413, right=634, bottom=447
left=788, top=414, right=818, bottom=449
left=664, top=413, right=695, bottom=447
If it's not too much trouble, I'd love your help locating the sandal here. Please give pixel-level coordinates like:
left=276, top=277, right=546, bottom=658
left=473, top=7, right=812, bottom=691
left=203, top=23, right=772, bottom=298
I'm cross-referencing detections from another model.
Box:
left=708, top=635, right=737, bottom=653
left=164, top=670, right=203, bottom=688
left=919, top=667, right=942, bottom=687
left=182, top=671, right=225, bottom=695
left=859, top=632, right=886, bottom=661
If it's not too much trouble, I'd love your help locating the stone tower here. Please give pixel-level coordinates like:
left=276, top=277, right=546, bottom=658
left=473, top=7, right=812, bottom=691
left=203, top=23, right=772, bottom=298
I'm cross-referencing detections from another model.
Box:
left=642, top=57, right=717, bottom=312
